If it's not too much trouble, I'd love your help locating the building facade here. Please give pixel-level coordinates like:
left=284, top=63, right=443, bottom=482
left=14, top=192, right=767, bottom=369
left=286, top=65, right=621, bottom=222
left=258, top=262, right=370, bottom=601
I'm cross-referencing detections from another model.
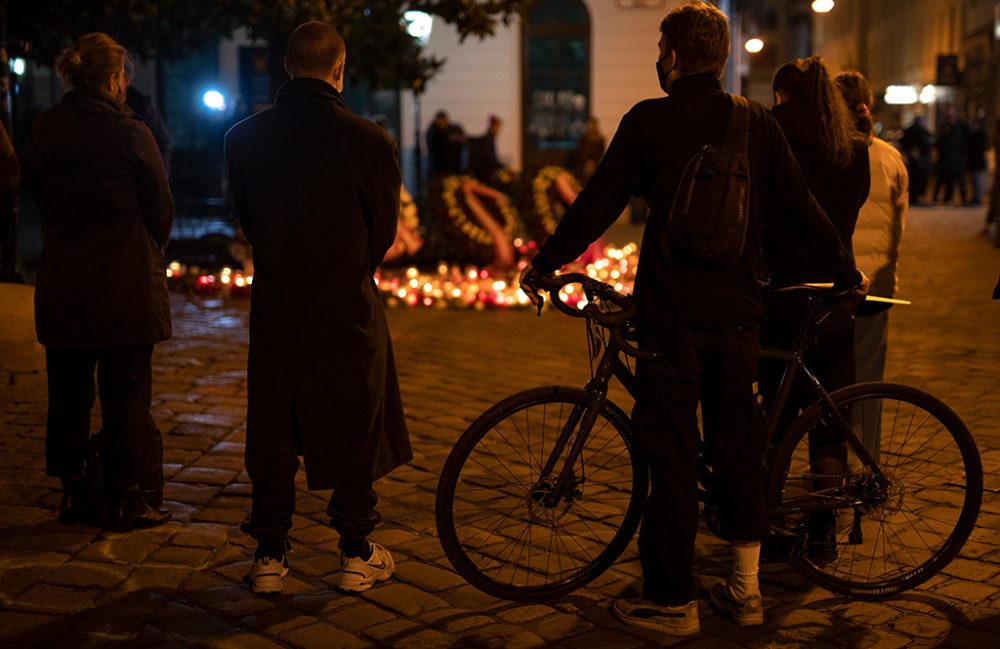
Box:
left=397, top=0, right=687, bottom=190
left=811, top=0, right=1000, bottom=137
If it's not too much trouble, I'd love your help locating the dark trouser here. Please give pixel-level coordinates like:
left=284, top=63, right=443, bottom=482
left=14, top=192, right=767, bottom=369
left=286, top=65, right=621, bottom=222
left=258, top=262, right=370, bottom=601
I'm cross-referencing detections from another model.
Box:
left=759, top=295, right=855, bottom=502
left=934, top=172, right=967, bottom=204
left=242, top=399, right=380, bottom=545
left=907, top=160, right=929, bottom=204
left=759, top=292, right=856, bottom=436
left=45, top=345, right=155, bottom=490
left=632, top=326, right=767, bottom=607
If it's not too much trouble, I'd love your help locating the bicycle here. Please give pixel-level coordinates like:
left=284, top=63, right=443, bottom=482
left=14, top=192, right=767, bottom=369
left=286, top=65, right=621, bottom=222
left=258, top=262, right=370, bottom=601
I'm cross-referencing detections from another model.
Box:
left=435, top=272, right=983, bottom=602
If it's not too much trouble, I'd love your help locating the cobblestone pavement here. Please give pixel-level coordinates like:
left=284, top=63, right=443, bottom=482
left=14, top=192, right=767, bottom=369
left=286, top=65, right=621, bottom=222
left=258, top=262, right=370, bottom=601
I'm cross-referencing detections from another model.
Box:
left=1, top=205, right=998, bottom=648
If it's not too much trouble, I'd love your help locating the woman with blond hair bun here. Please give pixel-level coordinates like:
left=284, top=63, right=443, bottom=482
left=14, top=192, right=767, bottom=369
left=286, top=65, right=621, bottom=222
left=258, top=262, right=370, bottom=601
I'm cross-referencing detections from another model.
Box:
left=27, top=32, right=174, bottom=530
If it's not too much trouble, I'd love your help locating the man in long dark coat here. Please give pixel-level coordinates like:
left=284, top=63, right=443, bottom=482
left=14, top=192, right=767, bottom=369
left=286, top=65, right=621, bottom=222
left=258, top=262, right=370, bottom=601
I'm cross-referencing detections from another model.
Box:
left=225, top=21, right=411, bottom=595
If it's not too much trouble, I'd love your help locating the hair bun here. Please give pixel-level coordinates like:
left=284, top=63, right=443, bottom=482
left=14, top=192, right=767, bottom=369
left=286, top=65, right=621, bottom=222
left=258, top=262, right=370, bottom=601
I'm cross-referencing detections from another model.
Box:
left=56, top=48, right=83, bottom=82
left=63, top=50, right=82, bottom=70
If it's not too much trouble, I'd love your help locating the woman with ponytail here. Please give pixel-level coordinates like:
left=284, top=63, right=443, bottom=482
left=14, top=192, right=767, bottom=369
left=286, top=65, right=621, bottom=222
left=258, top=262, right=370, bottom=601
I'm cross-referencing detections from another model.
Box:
left=759, top=56, right=871, bottom=559
left=27, top=33, right=174, bottom=530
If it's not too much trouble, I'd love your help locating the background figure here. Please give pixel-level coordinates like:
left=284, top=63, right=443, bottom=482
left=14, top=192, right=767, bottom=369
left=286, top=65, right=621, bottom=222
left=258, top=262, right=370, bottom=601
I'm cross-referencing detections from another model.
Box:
left=765, top=55, right=870, bottom=555
left=0, top=123, right=18, bottom=280
left=124, top=53, right=173, bottom=179
left=466, top=114, right=503, bottom=182
left=573, top=115, right=605, bottom=186
left=225, top=21, right=411, bottom=596
left=933, top=108, right=968, bottom=205
left=965, top=116, right=987, bottom=205
left=988, top=117, right=1000, bottom=240
left=425, top=110, right=465, bottom=178
left=835, top=71, right=908, bottom=458
left=900, top=115, right=931, bottom=206
left=27, top=33, right=174, bottom=529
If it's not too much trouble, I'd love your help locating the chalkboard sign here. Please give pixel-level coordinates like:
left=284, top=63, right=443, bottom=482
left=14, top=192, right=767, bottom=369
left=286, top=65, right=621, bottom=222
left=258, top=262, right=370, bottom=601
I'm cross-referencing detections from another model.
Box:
left=522, top=0, right=591, bottom=169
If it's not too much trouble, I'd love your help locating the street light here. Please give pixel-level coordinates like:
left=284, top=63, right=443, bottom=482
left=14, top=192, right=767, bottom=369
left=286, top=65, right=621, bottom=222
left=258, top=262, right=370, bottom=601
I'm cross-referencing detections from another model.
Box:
left=202, top=89, right=226, bottom=112
left=405, top=11, right=433, bottom=200
left=811, top=0, right=835, bottom=13
left=404, top=11, right=433, bottom=45
left=744, top=37, right=764, bottom=54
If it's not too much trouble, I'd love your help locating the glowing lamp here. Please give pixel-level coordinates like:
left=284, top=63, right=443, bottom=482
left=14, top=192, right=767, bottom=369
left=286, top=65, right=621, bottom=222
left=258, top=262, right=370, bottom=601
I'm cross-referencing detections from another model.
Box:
left=811, top=0, right=834, bottom=12
left=404, top=11, right=433, bottom=45
left=744, top=38, right=764, bottom=54
left=202, top=90, right=226, bottom=111
left=884, top=85, right=918, bottom=105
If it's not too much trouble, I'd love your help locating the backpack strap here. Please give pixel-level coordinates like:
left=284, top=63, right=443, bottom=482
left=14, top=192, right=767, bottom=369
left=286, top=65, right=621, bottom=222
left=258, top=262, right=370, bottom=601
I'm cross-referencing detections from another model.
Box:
left=727, top=95, right=769, bottom=286
left=723, top=94, right=750, bottom=152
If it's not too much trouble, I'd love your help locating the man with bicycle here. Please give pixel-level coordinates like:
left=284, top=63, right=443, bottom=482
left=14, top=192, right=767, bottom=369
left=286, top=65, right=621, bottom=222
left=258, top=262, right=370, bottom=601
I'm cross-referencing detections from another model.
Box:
left=520, top=1, right=867, bottom=636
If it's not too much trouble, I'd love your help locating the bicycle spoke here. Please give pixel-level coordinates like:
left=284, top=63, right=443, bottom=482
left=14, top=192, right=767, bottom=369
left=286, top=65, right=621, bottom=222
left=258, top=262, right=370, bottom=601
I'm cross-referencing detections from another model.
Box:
left=772, top=385, right=981, bottom=597
left=438, top=389, right=647, bottom=600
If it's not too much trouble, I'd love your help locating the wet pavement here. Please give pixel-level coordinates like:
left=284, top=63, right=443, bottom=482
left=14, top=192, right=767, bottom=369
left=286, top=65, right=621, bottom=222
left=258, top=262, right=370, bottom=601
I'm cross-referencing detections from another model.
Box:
left=1, top=205, right=998, bottom=648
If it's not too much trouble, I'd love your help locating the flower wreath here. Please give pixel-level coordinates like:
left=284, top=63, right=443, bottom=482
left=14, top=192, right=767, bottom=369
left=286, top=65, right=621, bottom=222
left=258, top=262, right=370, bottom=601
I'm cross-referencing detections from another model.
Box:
left=526, top=166, right=581, bottom=243
left=431, top=175, right=520, bottom=269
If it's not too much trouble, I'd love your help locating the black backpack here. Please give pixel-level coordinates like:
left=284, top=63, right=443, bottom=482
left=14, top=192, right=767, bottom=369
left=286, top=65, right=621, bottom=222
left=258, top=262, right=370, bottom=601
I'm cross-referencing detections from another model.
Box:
left=660, top=94, right=751, bottom=270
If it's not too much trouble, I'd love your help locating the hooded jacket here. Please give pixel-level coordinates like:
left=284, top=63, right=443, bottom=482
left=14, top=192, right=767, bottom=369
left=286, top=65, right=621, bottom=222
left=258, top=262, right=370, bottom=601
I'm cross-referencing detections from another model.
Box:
left=28, top=90, right=174, bottom=348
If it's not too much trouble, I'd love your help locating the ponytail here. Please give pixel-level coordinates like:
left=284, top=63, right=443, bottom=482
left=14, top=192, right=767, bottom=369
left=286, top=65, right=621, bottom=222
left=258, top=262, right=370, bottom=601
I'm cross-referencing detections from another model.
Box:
left=774, top=55, right=858, bottom=169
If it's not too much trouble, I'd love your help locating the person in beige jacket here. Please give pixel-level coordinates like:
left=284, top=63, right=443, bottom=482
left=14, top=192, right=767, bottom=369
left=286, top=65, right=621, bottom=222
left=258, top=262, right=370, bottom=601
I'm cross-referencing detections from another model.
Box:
left=835, top=71, right=908, bottom=456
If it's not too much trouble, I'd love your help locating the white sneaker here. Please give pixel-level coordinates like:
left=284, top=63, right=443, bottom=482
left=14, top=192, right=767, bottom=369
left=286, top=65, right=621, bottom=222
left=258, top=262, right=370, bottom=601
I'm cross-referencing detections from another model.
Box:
left=612, top=597, right=700, bottom=636
left=338, top=542, right=395, bottom=592
left=249, top=555, right=289, bottom=594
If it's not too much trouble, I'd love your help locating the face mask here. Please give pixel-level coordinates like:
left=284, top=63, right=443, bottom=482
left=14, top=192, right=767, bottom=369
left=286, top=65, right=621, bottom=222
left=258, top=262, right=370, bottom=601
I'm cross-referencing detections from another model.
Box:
left=656, top=52, right=673, bottom=94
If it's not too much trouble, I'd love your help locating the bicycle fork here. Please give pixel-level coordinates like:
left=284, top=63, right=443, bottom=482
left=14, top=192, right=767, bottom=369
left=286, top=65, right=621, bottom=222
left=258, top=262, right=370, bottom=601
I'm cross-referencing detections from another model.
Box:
left=534, top=369, right=615, bottom=510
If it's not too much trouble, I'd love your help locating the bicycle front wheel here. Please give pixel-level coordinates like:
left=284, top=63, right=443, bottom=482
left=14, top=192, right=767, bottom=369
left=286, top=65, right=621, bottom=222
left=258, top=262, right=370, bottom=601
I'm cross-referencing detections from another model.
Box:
left=435, top=386, right=647, bottom=601
left=768, top=382, right=983, bottom=599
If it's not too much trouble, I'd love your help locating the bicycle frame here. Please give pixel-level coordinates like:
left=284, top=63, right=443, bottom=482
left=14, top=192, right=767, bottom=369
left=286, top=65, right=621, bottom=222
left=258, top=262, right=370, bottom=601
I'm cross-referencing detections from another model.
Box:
left=536, top=334, right=638, bottom=508
left=535, top=288, right=890, bottom=521
left=759, top=295, right=891, bottom=518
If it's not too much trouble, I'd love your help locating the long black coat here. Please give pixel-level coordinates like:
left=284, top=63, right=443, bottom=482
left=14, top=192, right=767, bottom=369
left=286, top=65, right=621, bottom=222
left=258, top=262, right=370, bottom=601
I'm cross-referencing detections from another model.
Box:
left=28, top=91, right=174, bottom=349
left=225, top=78, right=411, bottom=490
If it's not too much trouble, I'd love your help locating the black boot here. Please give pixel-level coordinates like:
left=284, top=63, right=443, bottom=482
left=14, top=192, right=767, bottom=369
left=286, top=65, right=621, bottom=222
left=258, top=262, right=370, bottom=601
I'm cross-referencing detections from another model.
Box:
left=109, top=486, right=170, bottom=531
left=58, top=476, right=87, bottom=524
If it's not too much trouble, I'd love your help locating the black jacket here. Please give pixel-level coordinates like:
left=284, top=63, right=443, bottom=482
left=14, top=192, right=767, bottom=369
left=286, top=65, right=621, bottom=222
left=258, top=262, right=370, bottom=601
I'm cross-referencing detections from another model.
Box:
left=126, top=87, right=173, bottom=178
left=532, top=73, right=859, bottom=330
left=28, top=90, right=174, bottom=348
left=225, top=78, right=411, bottom=490
left=768, top=100, right=870, bottom=286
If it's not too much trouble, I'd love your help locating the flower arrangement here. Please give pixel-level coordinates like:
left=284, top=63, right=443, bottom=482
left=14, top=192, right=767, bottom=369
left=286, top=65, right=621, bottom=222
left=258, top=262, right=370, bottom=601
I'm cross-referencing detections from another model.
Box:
left=382, top=186, right=424, bottom=263
left=524, top=166, right=581, bottom=243
left=430, top=175, right=521, bottom=268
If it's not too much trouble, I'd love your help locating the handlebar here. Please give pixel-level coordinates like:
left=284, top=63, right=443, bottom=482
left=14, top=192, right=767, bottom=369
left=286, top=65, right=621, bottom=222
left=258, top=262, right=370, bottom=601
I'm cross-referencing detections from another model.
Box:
left=530, top=273, right=658, bottom=360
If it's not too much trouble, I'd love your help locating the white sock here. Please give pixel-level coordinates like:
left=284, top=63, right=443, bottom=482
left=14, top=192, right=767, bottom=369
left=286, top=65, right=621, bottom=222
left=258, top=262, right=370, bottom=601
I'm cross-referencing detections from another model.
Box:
left=728, top=542, right=761, bottom=599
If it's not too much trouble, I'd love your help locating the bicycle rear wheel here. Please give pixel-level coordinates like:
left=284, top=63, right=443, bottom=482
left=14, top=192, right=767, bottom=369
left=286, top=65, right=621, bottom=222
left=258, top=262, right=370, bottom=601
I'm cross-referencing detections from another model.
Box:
left=435, top=386, right=647, bottom=601
left=767, top=382, right=982, bottom=599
